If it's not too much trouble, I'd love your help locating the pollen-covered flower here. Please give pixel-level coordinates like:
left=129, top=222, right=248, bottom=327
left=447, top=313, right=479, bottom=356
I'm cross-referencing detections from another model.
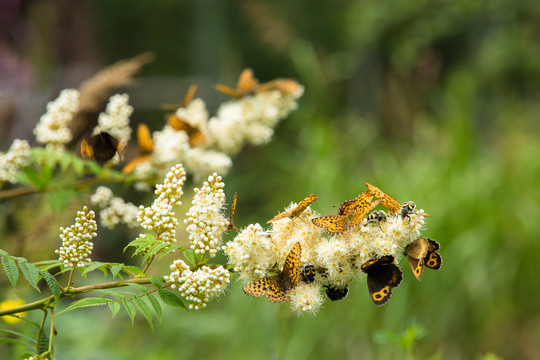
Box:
left=55, top=206, right=97, bottom=268
left=0, top=139, right=31, bottom=184
left=288, top=283, right=324, bottom=315
left=137, top=164, right=186, bottom=246
left=33, top=89, right=79, bottom=149
left=93, top=93, right=133, bottom=143
left=165, top=260, right=230, bottom=310
left=185, top=173, right=228, bottom=258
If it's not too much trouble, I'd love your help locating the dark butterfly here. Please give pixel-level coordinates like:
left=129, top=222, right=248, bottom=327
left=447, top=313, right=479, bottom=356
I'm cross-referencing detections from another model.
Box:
left=79, top=132, right=124, bottom=163
left=403, top=237, right=442, bottom=281
left=361, top=255, right=402, bottom=306
left=301, top=264, right=317, bottom=283
left=243, top=243, right=301, bottom=303
left=325, top=285, right=349, bottom=301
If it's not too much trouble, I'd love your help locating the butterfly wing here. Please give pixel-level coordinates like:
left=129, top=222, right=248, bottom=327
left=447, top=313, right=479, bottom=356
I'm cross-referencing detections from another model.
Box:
left=312, top=215, right=349, bottom=234
left=362, top=256, right=402, bottom=306
left=243, top=276, right=276, bottom=298
left=406, top=256, right=424, bottom=281
left=290, top=194, right=318, bottom=218
left=265, top=280, right=288, bottom=303
left=424, top=252, right=442, bottom=270
left=282, top=242, right=301, bottom=288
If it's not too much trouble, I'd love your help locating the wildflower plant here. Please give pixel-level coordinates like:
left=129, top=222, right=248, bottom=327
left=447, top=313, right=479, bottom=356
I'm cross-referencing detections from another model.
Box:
left=0, top=54, right=441, bottom=359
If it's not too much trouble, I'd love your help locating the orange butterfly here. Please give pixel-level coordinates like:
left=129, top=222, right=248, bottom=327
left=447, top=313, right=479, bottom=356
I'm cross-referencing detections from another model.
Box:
left=164, top=84, right=206, bottom=147
left=364, top=182, right=402, bottom=214
left=267, top=194, right=319, bottom=223
left=257, top=78, right=302, bottom=95
left=122, top=124, right=153, bottom=174
left=227, top=192, right=240, bottom=232
left=214, top=68, right=258, bottom=99
left=243, top=242, right=301, bottom=303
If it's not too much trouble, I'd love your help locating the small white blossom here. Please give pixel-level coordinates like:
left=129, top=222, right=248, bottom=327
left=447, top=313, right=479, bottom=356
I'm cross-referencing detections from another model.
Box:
left=55, top=206, right=97, bottom=268
left=165, top=260, right=230, bottom=310
left=185, top=173, right=228, bottom=258
left=93, top=93, right=133, bottom=143
left=0, top=139, right=31, bottom=184
left=34, top=89, right=79, bottom=149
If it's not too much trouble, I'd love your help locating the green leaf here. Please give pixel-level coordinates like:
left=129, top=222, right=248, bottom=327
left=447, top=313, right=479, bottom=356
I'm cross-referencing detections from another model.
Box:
left=82, top=262, right=107, bottom=276
left=150, top=276, right=164, bottom=288
left=38, top=328, right=49, bottom=356
left=2, top=256, right=19, bottom=287
left=18, top=261, right=41, bottom=292
left=110, top=264, right=123, bottom=278
left=21, top=166, right=46, bottom=189
left=183, top=249, right=197, bottom=266
left=158, top=288, right=187, bottom=309
left=132, top=296, right=154, bottom=332
left=0, top=249, right=8, bottom=257
left=0, top=337, right=35, bottom=350
left=108, top=301, right=121, bottom=317
left=121, top=298, right=136, bottom=324
left=38, top=270, right=61, bottom=301
left=71, top=157, right=86, bottom=176
left=159, top=245, right=182, bottom=260
left=0, top=329, right=37, bottom=346
left=142, top=242, right=169, bottom=263
left=59, top=151, right=73, bottom=173
left=85, top=160, right=103, bottom=175
left=124, top=233, right=155, bottom=255
left=56, top=298, right=109, bottom=315
left=123, top=283, right=149, bottom=294
left=146, top=293, right=162, bottom=321
left=121, top=266, right=145, bottom=276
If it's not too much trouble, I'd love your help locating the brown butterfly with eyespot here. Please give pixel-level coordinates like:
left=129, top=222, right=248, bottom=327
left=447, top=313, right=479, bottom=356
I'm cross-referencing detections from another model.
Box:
left=361, top=255, right=403, bottom=306
left=121, top=123, right=154, bottom=174
left=79, top=132, right=125, bottom=163
left=403, top=237, right=442, bottom=281
left=267, top=194, right=318, bottom=223
left=243, top=242, right=301, bottom=303
left=312, top=191, right=378, bottom=234
left=214, top=68, right=258, bottom=100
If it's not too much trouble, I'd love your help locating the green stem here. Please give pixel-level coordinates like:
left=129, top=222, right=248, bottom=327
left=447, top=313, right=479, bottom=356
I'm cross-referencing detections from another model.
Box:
left=36, top=309, right=48, bottom=354
left=49, top=309, right=55, bottom=355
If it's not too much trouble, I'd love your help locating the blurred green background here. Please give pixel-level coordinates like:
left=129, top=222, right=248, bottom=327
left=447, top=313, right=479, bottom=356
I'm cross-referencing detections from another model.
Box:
left=2, top=0, right=540, bottom=359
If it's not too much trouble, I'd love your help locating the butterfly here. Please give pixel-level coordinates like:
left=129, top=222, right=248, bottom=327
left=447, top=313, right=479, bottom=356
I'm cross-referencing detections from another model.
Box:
left=403, top=237, right=442, bottom=281
left=257, top=78, right=302, bottom=96
left=227, top=192, right=240, bottom=232
left=161, top=83, right=198, bottom=111
left=122, top=123, right=153, bottom=174
left=361, top=255, right=403, bottom=306
left=243, top=242, right=301, bottom=303
left=164, top=84, right=206, bottom=147
left=312, top=191, right=378, bottom=234
left=364, top=182, right=402, bottom=214
left=214, top=68, right=258, bottom=99
left=325, top=285, right=349, bottom=301
left=79, top=132, right=125, bottom=163
left=267, top=194, right=319, bottom=223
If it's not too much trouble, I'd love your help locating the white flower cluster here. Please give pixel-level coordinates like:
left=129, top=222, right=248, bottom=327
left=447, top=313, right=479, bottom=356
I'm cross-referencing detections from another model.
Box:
left=129, top=76, right=303, bottom=185
left=224, top=196, right=428, bottom=315
left=164, top=259, right=230, bottom=310
left=0, top=139, right=31, bottom=184
left=93, top=93, right=133, bottom=143
left=55, top=206, right=97, bottom=268
left=184, top=173, right=229, bottom=258
left=137, top=164, right=186, bottom=245
left=89, top=186, right=139, bottom=228
left=207, top=89, right=304, bottom=154
left=33, top=89, right=79, bottom=149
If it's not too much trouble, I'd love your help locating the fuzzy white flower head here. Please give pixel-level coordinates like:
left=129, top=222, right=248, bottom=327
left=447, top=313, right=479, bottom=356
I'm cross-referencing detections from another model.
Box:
left=90, top=186, right=114, bottom=208
left=137, top=164, right=186, bottom=246
left=90, top=186, right=139, bottom=228
left=0, top=139, right=31, bottom=184
left=150, top=126, right=190, bottom=175
left=34, top=89, right=79, bottom=149
left=184, top=148, right=232, bottom=183
left=165, top=260, right=230, bottom=310
left=93, top=93, right=133, bottom=143
left=55, top=206, right=97, bottom=268
left=184, top=173, right=228, bottom=258
left=175, top=98, right=209, bottom=129
left=288, top=283, right=324, bottom=315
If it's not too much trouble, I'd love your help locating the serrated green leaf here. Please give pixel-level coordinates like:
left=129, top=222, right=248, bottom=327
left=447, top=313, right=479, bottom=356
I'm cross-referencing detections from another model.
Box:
left=158, top=288, right=187, bottom=309
left=2, top=256, right=19, bottom=287
left=146, top=293, right=162, bottom=321
left=132, top=296, right=154, bottom=332
left=94, top=289, right=124, bottom=299
left=0, top=329, right=37, bottom=346
left=124, top=234, right=154, bottom=255
left=108, top=301, right=121, bottom=317
left=0, top=337, right=35, bottom=350
left=82, top=262, right=107, bottom=276
left=38, top=328, right=49, bottom=355
left=18, top=261, right=40, bottom=292
left=159, top=245, right=182, bottom=260
left=0, top=249, right=8, bottom=257
left=123, top=283, right=149, bottom=294
left=142, top=243, right=169, bottom=263
left=121, top=299, right=136, bottom=324
left=110, top=264, right=123, bottom=278
left=150, top=276, right=164, bottom=288
left=183, top=249, right=197, bottom=266
left=56, top=297, right=109, bottom=315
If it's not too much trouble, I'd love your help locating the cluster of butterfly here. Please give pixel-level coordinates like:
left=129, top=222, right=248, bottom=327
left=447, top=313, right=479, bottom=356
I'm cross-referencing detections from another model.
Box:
left=241, top=183, right=442, bottom=306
